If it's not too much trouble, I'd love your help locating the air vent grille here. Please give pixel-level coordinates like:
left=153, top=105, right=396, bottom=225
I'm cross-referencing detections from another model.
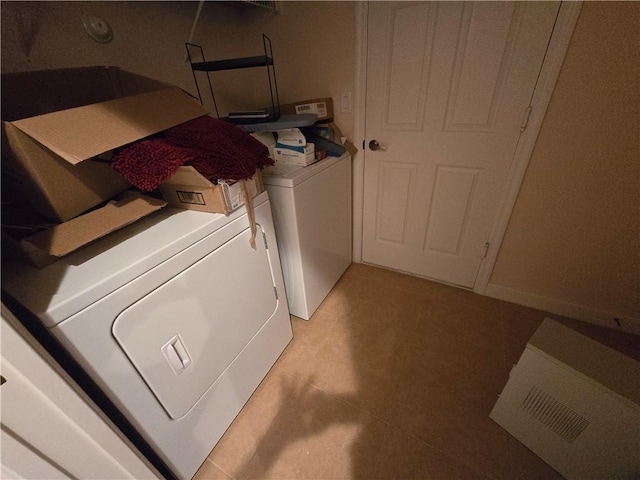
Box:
left=520, top=386, right=590, bottom=443
left=243, top=0, right=279, bottom=11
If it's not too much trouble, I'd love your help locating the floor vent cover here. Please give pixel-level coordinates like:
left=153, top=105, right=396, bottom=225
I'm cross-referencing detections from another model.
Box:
left=491, top=319, right=640, bottom=479
left=520, top=385, right=590, bottom=443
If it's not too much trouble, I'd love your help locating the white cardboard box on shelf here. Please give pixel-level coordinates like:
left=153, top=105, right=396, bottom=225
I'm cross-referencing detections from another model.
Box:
left=273, top=143, right=316, bottom=166
left=274, top=128, right=306, bottom=150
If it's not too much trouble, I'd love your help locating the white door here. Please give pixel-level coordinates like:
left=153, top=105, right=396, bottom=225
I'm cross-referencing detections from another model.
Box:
left=362, top=1, right=560, bottom=287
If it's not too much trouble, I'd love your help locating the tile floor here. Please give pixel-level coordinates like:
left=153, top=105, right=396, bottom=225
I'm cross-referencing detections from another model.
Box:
left=194, top=263, right=639, bottom=480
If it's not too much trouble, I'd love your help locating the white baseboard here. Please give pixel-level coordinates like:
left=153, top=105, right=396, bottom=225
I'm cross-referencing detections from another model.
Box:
left=484, top=283, right=640, bottom=336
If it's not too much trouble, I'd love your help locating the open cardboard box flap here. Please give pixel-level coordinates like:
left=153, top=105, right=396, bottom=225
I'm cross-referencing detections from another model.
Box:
left=10, top=88, right=206, bottom=165
left=19, top=194, right=167, bottom=268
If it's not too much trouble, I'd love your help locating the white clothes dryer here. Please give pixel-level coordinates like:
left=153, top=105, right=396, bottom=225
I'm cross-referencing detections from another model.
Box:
left=2, top=192, right=292, bottom=480
left=262, top=153, right=352, bottom=320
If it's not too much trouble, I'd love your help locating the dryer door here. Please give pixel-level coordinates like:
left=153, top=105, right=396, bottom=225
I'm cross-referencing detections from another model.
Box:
left=112, top=226, right=278, bottom=419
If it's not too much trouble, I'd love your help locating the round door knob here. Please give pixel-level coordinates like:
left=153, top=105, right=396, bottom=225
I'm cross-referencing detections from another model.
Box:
left=368, top=139, right=387, bottom=151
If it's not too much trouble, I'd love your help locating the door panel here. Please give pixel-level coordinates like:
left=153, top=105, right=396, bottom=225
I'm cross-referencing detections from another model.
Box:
left=363, top=1, right=559, bottom=287
left=384, top=2, right=434, bottom=130
left=376, top=161, right=417, bottom=244
left=424, top=166, right=479, bottom=254
left=444, top=3, right=517, bottom=131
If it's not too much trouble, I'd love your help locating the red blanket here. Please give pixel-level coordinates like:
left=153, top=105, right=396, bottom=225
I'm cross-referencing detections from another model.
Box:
left=112, top=116, right=273, bottom=191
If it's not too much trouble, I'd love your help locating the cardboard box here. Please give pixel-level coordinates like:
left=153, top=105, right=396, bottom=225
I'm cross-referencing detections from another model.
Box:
left=279, top=97, right=334, bottom=122
left=273, top=143, right=316, bottom=166
left=274, top=128, right=307, bottom=151
left=159, top=167, right=264, bottom=215
left=1, top=66, right=208, bottom=222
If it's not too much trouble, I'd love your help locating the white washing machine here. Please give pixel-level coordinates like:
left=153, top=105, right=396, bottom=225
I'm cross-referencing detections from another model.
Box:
left=2, top=192, right=292, bottom=480
left=262, top=153, right=352, bottom=320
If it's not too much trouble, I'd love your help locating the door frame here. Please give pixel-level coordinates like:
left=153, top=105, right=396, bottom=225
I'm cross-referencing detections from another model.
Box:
left=352, top=1, right=582, bottom=294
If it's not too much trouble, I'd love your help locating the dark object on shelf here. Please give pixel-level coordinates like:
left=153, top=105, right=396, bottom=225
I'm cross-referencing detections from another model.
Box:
left=301, top=127, right=347, bottom=158
left=236, top=113, right=319, bottom=133
left=227, top=110, right=273, bottom=125
left=228, top=110, right=270, bottom=119
left=186, top=35, right=281, bottom=124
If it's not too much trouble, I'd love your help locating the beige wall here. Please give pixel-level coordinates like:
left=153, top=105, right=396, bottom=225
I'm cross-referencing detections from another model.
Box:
left=3, top=1, right=637, bottom=322
left=490, top=2, right=640, bottom=320
left=0, top=1, right=356, bottom=138
left=250, top=1, right=356, bottom=137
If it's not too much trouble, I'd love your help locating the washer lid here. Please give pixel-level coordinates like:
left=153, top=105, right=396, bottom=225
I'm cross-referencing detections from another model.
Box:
left=262, top=153, right=349, bottom=188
